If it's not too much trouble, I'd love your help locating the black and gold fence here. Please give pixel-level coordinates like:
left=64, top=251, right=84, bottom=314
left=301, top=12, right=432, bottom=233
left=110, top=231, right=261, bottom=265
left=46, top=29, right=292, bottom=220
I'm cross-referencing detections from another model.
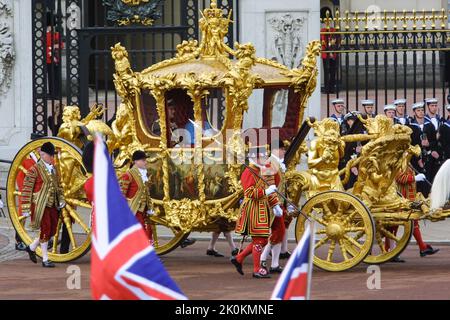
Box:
left=321, top=9, right=450, bottom=116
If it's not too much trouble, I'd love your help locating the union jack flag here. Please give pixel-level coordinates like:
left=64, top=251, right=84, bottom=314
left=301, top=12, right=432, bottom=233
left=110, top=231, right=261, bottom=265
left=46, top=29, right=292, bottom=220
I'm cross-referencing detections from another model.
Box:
left=271, top=223, right=314, bottom=300
left=91, top=137, right=187, bottom=300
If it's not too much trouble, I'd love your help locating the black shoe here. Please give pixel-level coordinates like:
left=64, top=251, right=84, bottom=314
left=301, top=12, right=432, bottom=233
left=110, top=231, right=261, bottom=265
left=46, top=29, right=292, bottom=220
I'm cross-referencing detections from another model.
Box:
left=206, top=249, right=224, bottom=257
left=270, top=266, right=284, bottom=273
left=25, top=246, right=37, bottom=264
left=42, top=260, right=55, bottom=268
left=420, top=246, right=440, bottom=257
left=280, top=252, right=291, bottom=259
left=230, top=257, right=244, bottom=275
left=15, top=242, right=27, bottom=251
left=231, top=248, right=239, bottom=256
left=391, top=256, right=406, bottom=263
left=252, top=270, right=271, bottom=279
left=260, top=260, right=268, bottom=273
left=180, top=238, right=196, bottom=248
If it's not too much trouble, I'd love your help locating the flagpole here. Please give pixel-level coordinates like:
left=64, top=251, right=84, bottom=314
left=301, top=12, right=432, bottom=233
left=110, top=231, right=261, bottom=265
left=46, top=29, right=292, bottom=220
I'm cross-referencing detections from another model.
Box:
left=306, top=220, right=315, bottom=300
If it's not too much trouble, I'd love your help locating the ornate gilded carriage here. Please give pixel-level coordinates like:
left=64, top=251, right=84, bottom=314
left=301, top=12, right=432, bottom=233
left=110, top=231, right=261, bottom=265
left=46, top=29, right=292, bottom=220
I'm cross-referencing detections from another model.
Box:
left=6, top=1, right=320, bottom=262
left=9, top=1, right=447, bottom=270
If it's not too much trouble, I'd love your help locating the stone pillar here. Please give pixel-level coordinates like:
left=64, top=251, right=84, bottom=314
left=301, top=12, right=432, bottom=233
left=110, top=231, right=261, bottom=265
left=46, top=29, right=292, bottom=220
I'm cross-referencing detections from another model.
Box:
left=239, top=0, right=321, bottom=129
left=0, top=0, right=33, bottom=184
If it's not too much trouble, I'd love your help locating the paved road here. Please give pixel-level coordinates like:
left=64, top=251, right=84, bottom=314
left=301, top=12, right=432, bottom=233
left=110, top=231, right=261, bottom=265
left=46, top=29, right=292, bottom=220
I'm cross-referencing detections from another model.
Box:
left=1, top=227, right=450, bottom=300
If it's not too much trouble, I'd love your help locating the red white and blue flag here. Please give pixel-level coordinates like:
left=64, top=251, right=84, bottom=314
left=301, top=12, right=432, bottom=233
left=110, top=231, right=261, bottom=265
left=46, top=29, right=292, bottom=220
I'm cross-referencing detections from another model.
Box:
left=271, top=223, right=314, bottom=300
left=90, top=137, right=187, bottom=300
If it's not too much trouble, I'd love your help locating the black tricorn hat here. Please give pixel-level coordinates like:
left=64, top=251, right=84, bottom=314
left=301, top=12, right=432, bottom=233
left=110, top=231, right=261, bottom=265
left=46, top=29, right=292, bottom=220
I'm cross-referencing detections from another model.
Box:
left=41, top=142, right=55, bottom=156
left=82, top=141, right=94, bottom=174
left=132, top=150, right=147, bottom=162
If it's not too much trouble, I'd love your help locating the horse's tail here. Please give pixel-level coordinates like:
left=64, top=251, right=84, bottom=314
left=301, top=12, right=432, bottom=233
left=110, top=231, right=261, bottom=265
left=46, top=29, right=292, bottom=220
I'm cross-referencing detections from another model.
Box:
left=430, top=159, right=450, bottom=210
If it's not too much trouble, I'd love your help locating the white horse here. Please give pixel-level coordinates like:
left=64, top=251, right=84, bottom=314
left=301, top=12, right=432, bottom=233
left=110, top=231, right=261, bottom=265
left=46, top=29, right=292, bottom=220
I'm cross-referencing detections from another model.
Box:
left=430, top=159, right=450, bottom=210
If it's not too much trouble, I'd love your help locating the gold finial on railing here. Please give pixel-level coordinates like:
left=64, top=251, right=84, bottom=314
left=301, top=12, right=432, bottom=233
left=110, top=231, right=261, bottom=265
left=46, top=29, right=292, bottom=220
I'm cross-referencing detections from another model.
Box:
left=383, top=10, right=388, bottom=30
left=210, top=0, right=217, bottom=8
left=354, top=11, right=359, bottom=31
left=364, top=10, right=369, bottom=31
left=412, top=9, right=418, bottom=30
left=430, top=8, right=436, bottom=29
left=440, top=8, right=447, bottom=29
left=335, top=9, right=341, bottom=31
left=393, top=10, right=398, bottom=30
left=421, top=9, right=427, bottom=29
left=402, top=10, right=408, bottom=29
left=325, top=9, right=332, bottom=30
left=344, top=10, right=350, bottom=31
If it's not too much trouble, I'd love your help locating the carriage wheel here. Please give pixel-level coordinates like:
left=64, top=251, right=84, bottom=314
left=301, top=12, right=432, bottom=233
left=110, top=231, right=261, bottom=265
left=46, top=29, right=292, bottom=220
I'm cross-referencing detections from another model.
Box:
left=296, top=191, right=374, bottom=272
left=148, top=216, right=189, bottom=255
left=363, top=220, right=413, bottom=264
left=6, top=137, right=91, bottom=263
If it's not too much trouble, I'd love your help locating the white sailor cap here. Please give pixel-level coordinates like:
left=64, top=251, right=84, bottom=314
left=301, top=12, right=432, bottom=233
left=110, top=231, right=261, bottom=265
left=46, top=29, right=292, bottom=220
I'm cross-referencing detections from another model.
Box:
left=361, top=99, right=375, bottom=106
left=446, top=104, right=450, bottom=111
left=412, top=102, right=425, bottom=110
left=383, top=104, right=396, bottom=112
left=331, top=98, right=345, bottom=105
left=393, top=99, right=407, bottom=105
left=344, top=111, right=360, bottom=121
left=425, top=98, right=438, bottom=104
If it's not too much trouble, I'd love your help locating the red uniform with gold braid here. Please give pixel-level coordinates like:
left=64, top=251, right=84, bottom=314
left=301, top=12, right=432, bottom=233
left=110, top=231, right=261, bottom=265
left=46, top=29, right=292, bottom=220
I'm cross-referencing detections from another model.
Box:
left=119, top=167, right=154, bottom=242
left=16, top=157, right=37, bottom=216
left=395, top=167, right=428, bottom=251
left=234, top=163, right=281, bottom=276
left=21, top=160, right=64, bottom=242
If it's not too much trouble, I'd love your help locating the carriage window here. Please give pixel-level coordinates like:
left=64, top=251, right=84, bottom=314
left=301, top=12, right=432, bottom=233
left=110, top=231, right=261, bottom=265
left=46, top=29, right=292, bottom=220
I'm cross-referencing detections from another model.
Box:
left=140, top=90, right=160, bottom=138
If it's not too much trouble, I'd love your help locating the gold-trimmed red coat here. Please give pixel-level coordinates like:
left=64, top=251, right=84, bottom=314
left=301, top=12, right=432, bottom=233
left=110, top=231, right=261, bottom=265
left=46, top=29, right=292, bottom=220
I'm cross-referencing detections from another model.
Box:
left=21, top=160, right=64, bottom=230
left=119, top=167, right=153, bottom=215
left=235, top=164, right=281, bottom=237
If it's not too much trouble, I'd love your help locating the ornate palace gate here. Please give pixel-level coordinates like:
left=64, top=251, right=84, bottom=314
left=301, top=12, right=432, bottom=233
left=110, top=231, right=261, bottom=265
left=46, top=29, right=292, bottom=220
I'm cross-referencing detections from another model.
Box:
left=31, top=0, right=238, bottom=135
left=321, top=9, right=450, bottom=116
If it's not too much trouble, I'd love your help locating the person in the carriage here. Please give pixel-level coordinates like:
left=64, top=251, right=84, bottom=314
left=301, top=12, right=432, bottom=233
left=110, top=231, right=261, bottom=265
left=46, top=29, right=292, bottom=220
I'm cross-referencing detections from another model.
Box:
left=231, top=144, right=283, bottom=278
left=22, top=142, right=66, bottom=268
left=119, top=150, right=155, bottom=243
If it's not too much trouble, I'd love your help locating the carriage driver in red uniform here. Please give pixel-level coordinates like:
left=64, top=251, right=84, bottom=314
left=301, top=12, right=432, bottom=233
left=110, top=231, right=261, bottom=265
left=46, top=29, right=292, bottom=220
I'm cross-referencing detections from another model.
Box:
left=231, top=144, right=284, bottom=278
left=23, top=142, right=65, bottom=268
left=119, top=150, right=155, bottom=243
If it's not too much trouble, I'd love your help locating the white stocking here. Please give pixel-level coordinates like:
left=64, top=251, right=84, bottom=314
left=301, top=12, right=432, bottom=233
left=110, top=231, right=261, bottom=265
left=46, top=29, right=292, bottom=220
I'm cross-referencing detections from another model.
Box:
left=29, top=238, right=40, bottom=251
left=41, top=241, right=49, bottom=262
left=281, top=232, right=289, bottom=253
left=208, top=231, right=220, bottom=250
left=260, top=243, right=272, bottom=262
left=271, top=243, right=282, bottom=268
left=224, top=231, right=236, bottom=250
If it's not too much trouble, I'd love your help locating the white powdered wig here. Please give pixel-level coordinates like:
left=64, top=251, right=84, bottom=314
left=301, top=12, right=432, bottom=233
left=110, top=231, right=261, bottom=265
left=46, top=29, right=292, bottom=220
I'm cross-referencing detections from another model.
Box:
left=430, top=159, right=450, bottom=210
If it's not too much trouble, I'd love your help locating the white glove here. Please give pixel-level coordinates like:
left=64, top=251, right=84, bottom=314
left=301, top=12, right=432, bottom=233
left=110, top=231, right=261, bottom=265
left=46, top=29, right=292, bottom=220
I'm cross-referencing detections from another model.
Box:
left=146, top=209, right=155, bottom=216
left=22, top=212, right=31, bottom=218
left=265, top=185, right=278, bottom=196
left=415, top=173, right=426, bottom=182
left=287, top=205, right=296, bottom=214
left=0, top=199, right=3, bottom=209
left=273, top=205, right=283, bottom=217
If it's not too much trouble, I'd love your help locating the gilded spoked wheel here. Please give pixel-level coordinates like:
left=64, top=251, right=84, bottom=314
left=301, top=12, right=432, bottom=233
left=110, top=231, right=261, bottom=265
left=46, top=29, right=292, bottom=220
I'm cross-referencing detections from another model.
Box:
left=364, top=219, right=413, bottom=264
left=6, top=137, right=91, bottom=263
left=295, top=191, right=374, bottom=272
left=148, top=216, right=189, bottom=255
